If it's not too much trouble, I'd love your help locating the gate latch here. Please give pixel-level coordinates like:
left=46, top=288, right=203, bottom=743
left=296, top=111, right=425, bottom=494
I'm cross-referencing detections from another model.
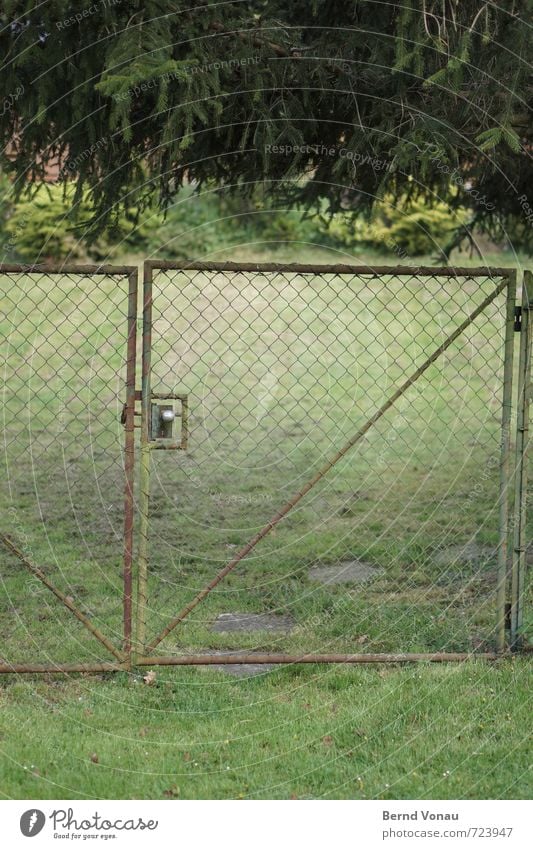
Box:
left=149, top=392, right=188, bottom=450
left=514, top=306, right=522, bottom=332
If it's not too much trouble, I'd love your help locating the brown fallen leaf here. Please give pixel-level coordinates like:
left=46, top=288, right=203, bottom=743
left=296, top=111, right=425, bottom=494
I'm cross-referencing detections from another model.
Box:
left=90, top=753, right=99, bottom=763
left=143, top=670, right=156, bottom=685
left=183, top=752, right=191, bottom=762
left=322, top=735, right=333, bottom=747
left=139, top=727, right=149, bottom=738
left=163, top=785, right=180, bottom=798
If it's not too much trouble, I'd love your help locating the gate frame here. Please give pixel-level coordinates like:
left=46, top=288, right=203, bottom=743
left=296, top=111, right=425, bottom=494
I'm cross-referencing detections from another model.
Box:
left=510, top=270, right=533, bottom=649
left=0, top=263, right=138, bottom=674
left=0, top=260, right=530, bottom=674
left=133, top=261, right=527, bottom=669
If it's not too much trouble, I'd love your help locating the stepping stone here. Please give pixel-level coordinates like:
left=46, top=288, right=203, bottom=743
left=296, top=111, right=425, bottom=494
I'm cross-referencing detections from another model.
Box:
left=211, top=612, right=295, bottom=633
left=433, top=543, right=496, bottom=568
left=308, top=560, right=384, bottom=585
left=197, top=650, right=276, bottom=678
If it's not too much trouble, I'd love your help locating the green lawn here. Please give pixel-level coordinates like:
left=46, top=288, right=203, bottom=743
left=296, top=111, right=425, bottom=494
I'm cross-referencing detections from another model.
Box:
left=0, top=245, right=531, bottom=799
left=0, top=660, right=530, bottom=799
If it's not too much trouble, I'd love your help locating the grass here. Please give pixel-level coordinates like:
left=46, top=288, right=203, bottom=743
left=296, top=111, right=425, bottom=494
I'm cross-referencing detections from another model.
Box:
left=0, top=244, right=531, bottom=799
left=0, top=661, right=530, bottom=799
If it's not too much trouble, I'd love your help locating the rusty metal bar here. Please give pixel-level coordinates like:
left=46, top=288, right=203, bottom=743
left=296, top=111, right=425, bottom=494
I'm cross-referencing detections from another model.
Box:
left=510, top=270, right=533, bottom=649
left=135, top=652, right=502, bottom=666
left=0, top=533, right=124, bottom=662
left=145, top=260, right=515, bottom=277
left=496, top=271, right=517, bottom=651
left=136, top=262, right=153, bottom=656
left=0, top=263, right=137, bottom=275
left=0, top=662, right=122, bottom=674
left=0, top=653, right=503, bottom=674
left=122, top=270, right=138, bottom=663
left=145, top=276, right=509, bottom=653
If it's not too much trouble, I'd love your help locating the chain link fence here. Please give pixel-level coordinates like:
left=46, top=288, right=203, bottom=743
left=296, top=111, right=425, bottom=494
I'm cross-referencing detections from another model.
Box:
left=0, top=264, right=137, bottom=671
left=137, top=262, right=526, bottom=665
left=0, top=260, right=529, bottom=673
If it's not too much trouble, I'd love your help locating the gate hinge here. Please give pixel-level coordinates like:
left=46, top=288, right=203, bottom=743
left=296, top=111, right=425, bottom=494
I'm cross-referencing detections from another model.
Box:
left=514, top=306, right=522, bottom=332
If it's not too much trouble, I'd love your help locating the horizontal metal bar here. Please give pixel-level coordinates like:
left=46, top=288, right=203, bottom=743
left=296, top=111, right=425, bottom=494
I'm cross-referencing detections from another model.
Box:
left=145, top=260, right=514, bottom=277
left=135, top=652, right=503, bottom=666
left=0, top=662, right=122, bottom=674
left=0, top=261, right=515, bottom=278
left=0, top=652, right=519, bottom=674
left=0, top=263, right=137, bottom=275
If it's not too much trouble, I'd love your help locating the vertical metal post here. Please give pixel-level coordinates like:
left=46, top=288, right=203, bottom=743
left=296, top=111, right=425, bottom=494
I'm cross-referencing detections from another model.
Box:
left=122, top=270, right=138, bottom=664
left=510, top=270, right=533, bottom=649
left=136, top=262, right=153, bottom=656
left=496, top=271, right=517, bottom=651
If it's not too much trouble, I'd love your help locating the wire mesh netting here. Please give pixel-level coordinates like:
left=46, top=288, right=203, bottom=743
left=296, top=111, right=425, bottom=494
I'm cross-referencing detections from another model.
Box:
left=0, top=267, right=133, bottom=665
left=145, top=265, right=514, bottom=656
left=1, top=261, right=526, bottom=670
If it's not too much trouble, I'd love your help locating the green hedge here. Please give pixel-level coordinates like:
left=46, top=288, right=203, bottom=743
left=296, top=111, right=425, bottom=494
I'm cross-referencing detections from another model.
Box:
left=0, top=183, right=152, bottom=261
left=319, top=197, right=468, bottom=257
left=0, top=178, right=469, bottom=261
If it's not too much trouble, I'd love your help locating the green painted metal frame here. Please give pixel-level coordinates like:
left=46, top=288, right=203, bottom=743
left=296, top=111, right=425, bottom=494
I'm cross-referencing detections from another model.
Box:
left=134, top=261, right=525, bottom=669
left=0, top=261, right=529, bottom=674
left=496, top=270, right=517, bottom=650
left=510, top=270, right=533, bottom=649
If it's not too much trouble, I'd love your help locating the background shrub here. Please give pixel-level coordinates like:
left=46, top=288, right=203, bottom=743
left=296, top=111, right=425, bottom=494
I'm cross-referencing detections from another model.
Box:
left=319, top=196, right=468, bottom=256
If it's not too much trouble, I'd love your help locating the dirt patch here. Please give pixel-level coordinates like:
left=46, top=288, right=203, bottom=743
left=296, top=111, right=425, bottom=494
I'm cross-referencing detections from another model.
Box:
left=308, top=560, right=384, bottom=585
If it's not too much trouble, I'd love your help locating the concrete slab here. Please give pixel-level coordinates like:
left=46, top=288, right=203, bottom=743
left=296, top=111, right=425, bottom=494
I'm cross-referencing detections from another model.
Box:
left=308, top=560, right=384, bottom=585
left=433, top=543, right=496, bottom=568
left=211, top=612, right=295, bottom=633
left=197, top=651, right=277, bottom=678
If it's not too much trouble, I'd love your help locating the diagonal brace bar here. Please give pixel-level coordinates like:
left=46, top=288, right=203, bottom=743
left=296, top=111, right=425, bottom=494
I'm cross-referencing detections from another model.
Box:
left=145, top=277, right=509, bottom=653
left=0, top=532, right=124, bottom=662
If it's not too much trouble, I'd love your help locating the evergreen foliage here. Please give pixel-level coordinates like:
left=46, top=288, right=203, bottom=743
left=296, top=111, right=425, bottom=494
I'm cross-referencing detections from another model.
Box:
left=0, top=1, right=531, bottom=249
left=1, top=181, right=152, bottom=259
left=321, top=196, right=469, bottom=257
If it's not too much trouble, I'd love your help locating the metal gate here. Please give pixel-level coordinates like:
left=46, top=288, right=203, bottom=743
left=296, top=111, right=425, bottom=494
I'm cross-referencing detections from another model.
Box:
left=133, top=261, right=531, bottom=670
left=0, top=264, right=137, bottom=673
left=0, top=261, right=530, bottom=673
